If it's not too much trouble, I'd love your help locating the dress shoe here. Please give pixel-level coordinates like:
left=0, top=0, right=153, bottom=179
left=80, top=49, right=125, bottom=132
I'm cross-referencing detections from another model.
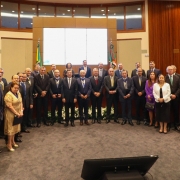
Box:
left=121, top=120, right=127, bottom=125
left=44, top=122, right=50, bottom=126
left=21, top=130, right=30, bottom=133
left=18, top=133, right=22, bottom=137
left=37, top=124, right=41, bottom=128
left=64, top=123, right=69, bottom=127
left=58, top=120, right=64, bottom=124
left=27, top=124, right=35, bottom=127
left=129, top=121, right=134, bottom=126
left=15, top=138, right=22, bottom=143
left=80, top=121, right=83, bottom=126
left=85, top=121, right=90, bottom=125
left=106, top=120, right=110, bottom=124
left=114, top=119, right=120, bottom=124
left=97, top=119, right=101, bottom=124
left=136, top=121, right=140, bottom=125
left=71, top=122, right=75, bottom=127
left=13, top=144, right=19, bottom=148
left=92, top=119, right=96, bottom=124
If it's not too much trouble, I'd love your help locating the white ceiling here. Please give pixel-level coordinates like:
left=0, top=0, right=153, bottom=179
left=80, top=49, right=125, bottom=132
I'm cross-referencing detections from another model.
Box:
left=25, top=0, right=143, bottom=4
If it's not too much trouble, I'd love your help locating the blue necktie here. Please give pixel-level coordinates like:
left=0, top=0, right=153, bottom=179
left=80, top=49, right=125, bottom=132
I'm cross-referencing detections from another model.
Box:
left=21, top=82, right=26, bottom=97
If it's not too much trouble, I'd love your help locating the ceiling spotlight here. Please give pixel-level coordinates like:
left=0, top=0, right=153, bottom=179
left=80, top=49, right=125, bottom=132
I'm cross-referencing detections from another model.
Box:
left=137, top=8, right=141, bottom=10
left=38, top=8, right=41, bottom=11
left=103, top=14, right=105, bottom=15
left=101, top=10, right=104, bottom=11
left=62, top=13, right=65, bottom=15
left=21, top=11, right=23, bottom=13
left=32, top=8, right=35, bottom=10
left=67, top=9, right=70, bottom=12
left=31, top=23, right=33, bottom=25
left=12, top=10, right=15, bottom=13
left=114, top=13, right=116, bottom=15
left=1, top=5, right=3, bottom=8
left=108, top=10, right=110, bottom=11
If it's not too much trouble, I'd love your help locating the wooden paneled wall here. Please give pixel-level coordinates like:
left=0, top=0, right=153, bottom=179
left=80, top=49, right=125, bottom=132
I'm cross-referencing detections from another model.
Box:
left=33, top=17, right=117, bottom=73
left=148, top=1, right=180, bottom=75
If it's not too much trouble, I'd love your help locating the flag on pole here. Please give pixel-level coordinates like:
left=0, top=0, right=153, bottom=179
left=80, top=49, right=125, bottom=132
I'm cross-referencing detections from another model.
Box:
left=108, top=41, right=117, bottom=69
left=36, top=42, right=42, bottom=66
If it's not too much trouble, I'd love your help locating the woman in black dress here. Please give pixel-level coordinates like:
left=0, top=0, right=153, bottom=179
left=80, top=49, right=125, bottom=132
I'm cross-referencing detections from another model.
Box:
left=153, top=74, right=171, bottom=134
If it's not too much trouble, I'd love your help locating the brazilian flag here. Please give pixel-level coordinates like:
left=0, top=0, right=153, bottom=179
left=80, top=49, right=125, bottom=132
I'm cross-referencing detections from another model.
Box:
left=36, top=42, right=42, bottom=66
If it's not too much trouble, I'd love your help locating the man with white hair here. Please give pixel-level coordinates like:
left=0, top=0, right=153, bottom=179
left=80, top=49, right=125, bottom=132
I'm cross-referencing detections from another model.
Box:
left=171, top=65, right=180, bottom=77
left=77, top=70, right=91, bottom=125
left=165, top=65, right=180, bottom=131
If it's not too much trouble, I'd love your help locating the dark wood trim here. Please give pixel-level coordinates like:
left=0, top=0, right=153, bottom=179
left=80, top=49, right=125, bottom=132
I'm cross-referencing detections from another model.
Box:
left=117, top=29, right=145, bottom=33
left=117, top=38, right=142, bottom=41
left=1, top=37, right=32, bottom=40
left=0, top=28, right=32, bottom=32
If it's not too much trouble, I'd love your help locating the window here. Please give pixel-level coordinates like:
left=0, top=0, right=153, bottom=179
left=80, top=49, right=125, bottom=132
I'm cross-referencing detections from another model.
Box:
left=56, top=7, right=72, bottom=17
left=91, top=7, right=106, bottom=18
left=73, top=7, right=89, bottom=18
left=1, top=1, right=18, bottom=28
left=20, top=4, right=37, bottom=29
left=126, top=5, right=142, bottom=30
left=38, top=5, right=55, bottom=17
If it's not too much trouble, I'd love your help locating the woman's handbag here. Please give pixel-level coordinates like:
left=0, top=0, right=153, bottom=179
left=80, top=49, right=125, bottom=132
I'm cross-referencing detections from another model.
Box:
left=145, top=102, right=154, bottom=110
left=13, top=115, right=23, bottom=126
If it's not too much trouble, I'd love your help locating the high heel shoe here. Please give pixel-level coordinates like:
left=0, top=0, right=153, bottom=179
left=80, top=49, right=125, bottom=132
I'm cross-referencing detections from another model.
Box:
left=159, top=130, right=163, bottom=133
left=7, top=146, right=15, bottom=152
left=13, top=144, right=19, bottom=148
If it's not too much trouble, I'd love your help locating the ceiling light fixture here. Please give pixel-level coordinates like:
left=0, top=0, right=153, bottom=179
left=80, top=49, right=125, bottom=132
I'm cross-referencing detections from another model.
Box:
left=114, top=13, right=116, bottom=15
left=38, top=8, right=41, bottom=11
left=101, top=10, right=104, bottom=11
left=67, top=10, right=70, bottom=12
left=1, top=5, right=3, bottom=8
left=137, top=8, right=141, bottom=10
left=32, top=8, right=35, bottom=10
left=12, top=10, right=15, bottom=13
left=21, top=11, right=23, bottom=13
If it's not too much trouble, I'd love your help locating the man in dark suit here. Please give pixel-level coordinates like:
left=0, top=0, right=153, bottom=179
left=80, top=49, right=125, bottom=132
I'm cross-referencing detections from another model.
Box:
left=79, top=60, right=91, bottom=78
left=98, top=62, right=108, bottom=80
left=31, top=63, right=40, bottom=77
left=133, top=68, right=147, bottom=125
left=62, top=70, right=77, bottom=127
left=118, top=70, right=134, bottom=126
left=165, top=66, right=180, bottom=131
left=47, top=64, right=56, bottom=78
left=115, top=63, right=124, bottom=79
left=171, top=65, right=180, bottom=77
left=49, top=69, right=63, bottom=125
left=77, top=70, right=91, bottom=125
left=34, top=66, right=50, bottom=127
left=0, top=83, right=3, bottom=152
left=131, top=62, right=146, bottom=77
left=20, top=73, right=33, bottom=133
left=104, top=68, right=119, bottom=123
left=90, top=68, right=104, bottom=124
left=25, top=68, right=37, bottom=127
left=0, top=68, right=8, bottom=89
left=147, top=61, right=161, bottom=79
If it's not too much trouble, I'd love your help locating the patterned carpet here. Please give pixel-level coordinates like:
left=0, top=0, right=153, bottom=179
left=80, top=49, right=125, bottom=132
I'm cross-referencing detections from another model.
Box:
left=0, top=120, right=180, bottom=180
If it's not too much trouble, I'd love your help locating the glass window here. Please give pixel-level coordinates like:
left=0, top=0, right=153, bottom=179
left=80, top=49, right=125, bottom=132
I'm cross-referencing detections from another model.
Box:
left=1, top=1, right=18, bottom=28
left=56, top=7, right=72, bottom=17
left=91, top=7, right=106, bottom=18
left=20, top=4, right=37, bottom=29
left=73, top=7, right=89, bottom=18
left=126, top=5, right=142, bottom=30
left=108, top=6, right=124, bottom=30
left=38, top=5, right=55, bottom=17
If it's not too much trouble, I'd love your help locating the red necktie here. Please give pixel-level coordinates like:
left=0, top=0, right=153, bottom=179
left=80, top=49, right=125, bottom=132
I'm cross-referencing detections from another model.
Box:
left=95, top=79, right=98, bottom=85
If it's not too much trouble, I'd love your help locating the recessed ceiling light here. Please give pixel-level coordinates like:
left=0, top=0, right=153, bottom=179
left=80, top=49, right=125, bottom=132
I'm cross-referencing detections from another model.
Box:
left=103, top=14, right=105, bottom=15
left=12, top=10, right=15, bottom=13
left=67, top=9, right=70, bottom=12
left=1, top=5, right=3, bottom=8
left=62, top=13, right=65, bottom=15
left=137, top=8, right=141, bottom=10
left=31, top=23, right=33, bottom=25
left=44, top=13, right=46, bottom=14
left=38, top=8, right=41, bottom=11
left=114, top=13, right=116, bottom=15
left=21, top=11, right=23, bottom=13
left=101, top=10, right=104, bottom=11
left=32, top=8, right=35, bottom=10
left=108, top=10, right=110, bottom=11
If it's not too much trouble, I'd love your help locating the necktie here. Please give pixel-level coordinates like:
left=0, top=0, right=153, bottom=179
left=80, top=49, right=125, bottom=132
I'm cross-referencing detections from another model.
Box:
left=68, top=78, right=71, bottom=89
left=81, top=79, right=85, bottom=88
left=139, top=77, right=141, bottom=86
left=170, top=75, right=173, bottom=85
left=0, top=81, right=4, bottom=90
left=21, top=82, right=26, bottom=97
left=110, top=76, right=114, bottom=87
left=123, top=78, right=127, bottom=89
left=99, top=69, right=102, bottom=77
left=41, top=75, right=44, bottom=79
left=27, top=78, right=31, bottom=85
left=55, top=78, right=59, bottom=88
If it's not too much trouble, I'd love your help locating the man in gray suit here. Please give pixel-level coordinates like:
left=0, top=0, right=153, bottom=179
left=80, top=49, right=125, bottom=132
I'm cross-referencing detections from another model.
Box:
left=118, top=70, right=134, bottom=126
left=115, top=63, right=124, bottom=79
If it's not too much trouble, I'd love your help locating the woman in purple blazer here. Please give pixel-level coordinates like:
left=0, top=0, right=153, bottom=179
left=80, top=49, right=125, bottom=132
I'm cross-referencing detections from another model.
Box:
left=145, top=72, right=157, bottom=127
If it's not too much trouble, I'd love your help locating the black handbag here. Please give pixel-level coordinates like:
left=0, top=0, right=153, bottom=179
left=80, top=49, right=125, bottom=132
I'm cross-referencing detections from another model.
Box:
left=145, top=102, right=154, bottom=110
left=13, top=115, right=23, bottom=126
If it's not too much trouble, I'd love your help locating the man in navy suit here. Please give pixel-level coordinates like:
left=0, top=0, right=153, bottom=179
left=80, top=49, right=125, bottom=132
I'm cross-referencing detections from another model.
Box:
left=115, top=63, right=124, bottom=79
left=79, top=60, right=91, bottom=78
left=77, top=70, right=91, bottom=125
left=49, top=69, right=63, bottom=125
left=147, top=61, right=161, bottom=79
left=131, top=62, right=146, bottom=77
left=98, top=62, right=108, bottom=80
left=0, top=68, right=8, bottom=89
left=133, top=68, right=147, bottom=125
left=118, top=70, right=134, bottom=126
left=90, top=68, right=104, bottom=124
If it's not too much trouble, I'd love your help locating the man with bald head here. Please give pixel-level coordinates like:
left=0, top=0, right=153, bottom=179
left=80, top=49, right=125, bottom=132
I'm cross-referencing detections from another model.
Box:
left=77, top=70, right=91, bottom=125
left=90, top=68, right=104, bottom=124
left=104, top=68, right=119, bottom=123
left=49, top=69, right=63, bottom=125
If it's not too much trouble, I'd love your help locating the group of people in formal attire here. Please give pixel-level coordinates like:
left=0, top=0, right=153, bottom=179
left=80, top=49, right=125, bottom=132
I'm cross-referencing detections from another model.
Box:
left=0, top=60, right=180, bottom=152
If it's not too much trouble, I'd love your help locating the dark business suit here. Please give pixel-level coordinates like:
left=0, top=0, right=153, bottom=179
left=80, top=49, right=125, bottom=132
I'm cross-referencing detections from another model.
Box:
left=62, top=77, right=77, bottom=124
left=133, top=75, right=147, bottom=121
left=0, top=84, right=4, bottom=136
left=20, top=81, right=33, bottom=131
left=165, top=74, right=180, bottom=128
left=34, top=74, right=50, bottom=125
left=77, top=78, right=91, bottom=122
left=47, top=70, right=54, bottom=78
left=115, top=69, right=123, bottom=79
left=104, top=75, right=118, bottom=120
left=49, top=77, right=63, bottom=123
left=63, top=69, right=75, bottom=78
left=131, top=69, right=146, bottom=77
left=31, top=70, right=39, bottom=77
left=1, top=78, right=8, bottom=88
left=118, top=77, right=134, bottom=122
left=79, top=66, right=91, bottom=78
left=147, top=69, right=161, bottom=79
left=98, top=68, right=108, bottom=80
left=90, top=76, right=104, bottom=121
